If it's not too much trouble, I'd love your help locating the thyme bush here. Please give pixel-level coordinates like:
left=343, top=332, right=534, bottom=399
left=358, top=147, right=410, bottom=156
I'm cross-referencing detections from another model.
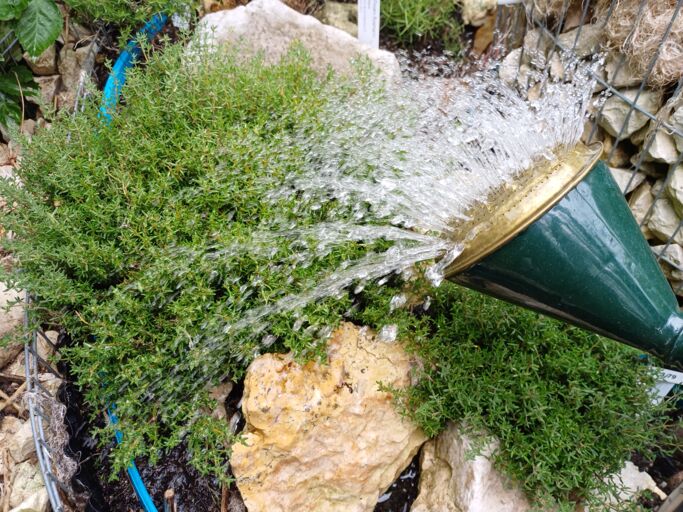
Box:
left=0, top=38, right=677, bottom=509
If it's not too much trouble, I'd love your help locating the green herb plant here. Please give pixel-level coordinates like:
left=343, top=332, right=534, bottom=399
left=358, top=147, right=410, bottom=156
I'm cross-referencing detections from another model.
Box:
left=380, top=0, right=463, bottom=53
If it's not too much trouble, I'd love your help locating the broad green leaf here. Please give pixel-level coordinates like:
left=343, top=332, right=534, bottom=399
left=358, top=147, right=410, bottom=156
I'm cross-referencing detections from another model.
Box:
left=16, top=0, right=62, bottom=57
left=0, top=64, right=38, bottom=97
left=0, top=90, right=22, bottom=126
left=0, top=21, right=22, bottom=63
left=0, top=0, right=28, bottom=21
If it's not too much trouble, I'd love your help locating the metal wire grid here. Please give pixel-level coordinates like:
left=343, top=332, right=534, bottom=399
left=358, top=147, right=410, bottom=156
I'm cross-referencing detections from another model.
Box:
left=23, top=36, right=101, bottom=512
left=495, top=0, right=683, bottom=296
left=0, top=29, right=21, bottom=70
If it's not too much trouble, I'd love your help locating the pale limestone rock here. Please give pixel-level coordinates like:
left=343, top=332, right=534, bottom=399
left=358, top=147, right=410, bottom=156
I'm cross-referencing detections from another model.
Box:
left=0, top=283, right=25, bottom=370
left=8, top=420, right=35, bottom=463
left=9, top=461, right=44, bottom=509
left=605, top=53, right=642, bottom=89
left=629, top=182, right=654, bottom=239
left=629, top=154, right=663, bottom=177
left=315, top=1, right=357, bottom=37
left=8, top=489, right=49, bottom=512
left=193, top=0, right=400, bottom=80
left=604, top=461, right=666, bottom=504
left=461, top=0, right=496, bottom=27
left=609, top=167, right=645, bottom=194
left=643, top=129, right=678, bottom=164
left=499, top=49, right=529, bottom=87
left=39, top=373, right=63, bottom=397
left=668, top=165, right=683, bottom=216
left=671, top=106, right=683, bottom=153
left=599, top=90, right=662, bottom=139
left=652, top=244, right=683, bottom=280
left=648, top=196, right=683, bottom=244
left=231, top=322, right=426, bottom=512
left=411, top=423, right=530, bottom=512
left=23, top=46, right=57, bottom=76
left=0, top=144, right=11, bottom=165
left=557, top=24, right=602, bottom=58
left=0, top=164, right=14, bottom=179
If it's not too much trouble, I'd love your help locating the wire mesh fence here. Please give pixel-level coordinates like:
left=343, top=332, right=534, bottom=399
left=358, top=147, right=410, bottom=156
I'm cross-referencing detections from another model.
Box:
left=495, top=0, right=683, bottom=297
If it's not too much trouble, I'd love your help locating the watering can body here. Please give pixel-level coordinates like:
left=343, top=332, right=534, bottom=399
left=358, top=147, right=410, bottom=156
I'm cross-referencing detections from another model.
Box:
left=450, top=159, right=683, bottom=368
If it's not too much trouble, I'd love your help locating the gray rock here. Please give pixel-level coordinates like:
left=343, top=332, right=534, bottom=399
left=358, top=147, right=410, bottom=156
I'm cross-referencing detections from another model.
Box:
left=8, top=420, right=35, bottom=463
left=628, top=182, right=654, bottom=239
left=23, top=45, right=57, bottom=76
left=609, top=167, right=645, bottom=194
left=643, top=129, right=678, bottom=164
left=652, top=244, right=683, bottom=280
left=605, top=53, right=642, bottom=89
left=193, top=0, right=400, bottom=81
left=557, top=23, right=603, bottom=58
left=648, top=196, right=683, bottom=244
left=315, top=1, right=357, bottom=37
left=599, top=89, right=662, bottom=139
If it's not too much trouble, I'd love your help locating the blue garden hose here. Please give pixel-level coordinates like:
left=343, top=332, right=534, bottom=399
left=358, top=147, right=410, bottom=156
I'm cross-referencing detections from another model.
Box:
left=100, top=13, right=168, bottom=512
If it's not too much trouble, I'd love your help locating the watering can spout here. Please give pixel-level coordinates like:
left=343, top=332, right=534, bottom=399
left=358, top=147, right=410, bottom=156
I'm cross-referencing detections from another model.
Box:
left=445, top=142, right=683, bottom=369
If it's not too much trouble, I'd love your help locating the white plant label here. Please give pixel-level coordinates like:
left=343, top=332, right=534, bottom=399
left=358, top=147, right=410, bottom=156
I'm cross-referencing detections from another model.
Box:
left=652, top=368, right=683, bottom=403
left=358, top=0, right=380, bottom=49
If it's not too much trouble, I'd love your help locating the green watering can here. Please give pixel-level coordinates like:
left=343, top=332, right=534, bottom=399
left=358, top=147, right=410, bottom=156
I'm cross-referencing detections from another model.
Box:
left=444, top=142, right=683, bottom=368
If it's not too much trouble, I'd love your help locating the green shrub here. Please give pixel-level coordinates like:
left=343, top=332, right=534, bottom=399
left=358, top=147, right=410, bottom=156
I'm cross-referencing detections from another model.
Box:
left=64, top=0, right=198, bottom=37
left=380, top=0, right=463, bottom=52
left=384, top=283, right=679, bottom=510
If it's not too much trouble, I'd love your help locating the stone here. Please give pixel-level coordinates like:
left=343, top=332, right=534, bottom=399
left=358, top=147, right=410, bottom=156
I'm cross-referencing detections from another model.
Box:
left=671, top=106, right=683, bottom=153
left=30, top=75, right=61, bottom=110
left=208, top=381, right=233, bottom=420
left=630, top=123, right=650, bottom=147
left=522, top=29, right=552, bottom=69
left=0, top=164, right=15, bottom=179
left=648, top=196, right=683, bottom=245
left=628, top=182, right=654, bottom=239
left=605, top=53, right=642, bottom=89
left=602, top=135, right=631, bottom=168
left=8, top=419, right=35, bottom=463
left=314, top=1, right=357, bottom=37
left=668, top=165, right=683, bottom=217
left=231, top=322, right=426, bottom=512
left=602, top=461, right=666, bottom=505
left=8, top=489, right=49, bottom=512
left=472, top=15, right=495, bottom=56
left=643, top=127, right=678, bottom=164
left=38, top=373, right=63, bottom=397
left=629, top=154, right=664, bottom=177
left=411, top=423, right=530, bottom=512
left=0, top=144, right=11, bottom=165
left=0, top=283, right=25, bottom=370
left=652, top=244, right=683, bottom=280
left=193, top=0, right=400, bottom=81
left=599, top=89, right=663, bottom=139
left=20, top=119, right=36, bottom=137
left=557, top=24, right=602, bottom=58
left=23, top=46, right=57, bottom=76
left=37, top=330, right=57, bottom=361
left=609, top=167, right=645, bottom=194
left=461, top=0, right=496, bottom=27
left=499, top=49, right=529, bottom=86
left=9, top=461, right=44, bottom=509
left=57, top=43, right=96, bottom=108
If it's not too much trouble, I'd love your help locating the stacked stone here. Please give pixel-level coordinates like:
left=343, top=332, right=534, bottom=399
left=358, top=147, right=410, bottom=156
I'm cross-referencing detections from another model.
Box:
left=498, top=21, right=683, bottom=296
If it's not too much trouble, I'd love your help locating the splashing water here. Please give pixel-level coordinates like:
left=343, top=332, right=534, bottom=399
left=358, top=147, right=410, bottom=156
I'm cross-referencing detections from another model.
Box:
left=185, top=56, right=599, bottom=364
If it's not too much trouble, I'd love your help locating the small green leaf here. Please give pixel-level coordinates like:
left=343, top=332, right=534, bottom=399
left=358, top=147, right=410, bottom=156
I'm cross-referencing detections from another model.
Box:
left=0, top=90, right=22, bottom=126
left=16, top=0, right=62, bottom=57
left=0, top=0, right=28, bottom=21
left=0, top=64, right=38, bottom=97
